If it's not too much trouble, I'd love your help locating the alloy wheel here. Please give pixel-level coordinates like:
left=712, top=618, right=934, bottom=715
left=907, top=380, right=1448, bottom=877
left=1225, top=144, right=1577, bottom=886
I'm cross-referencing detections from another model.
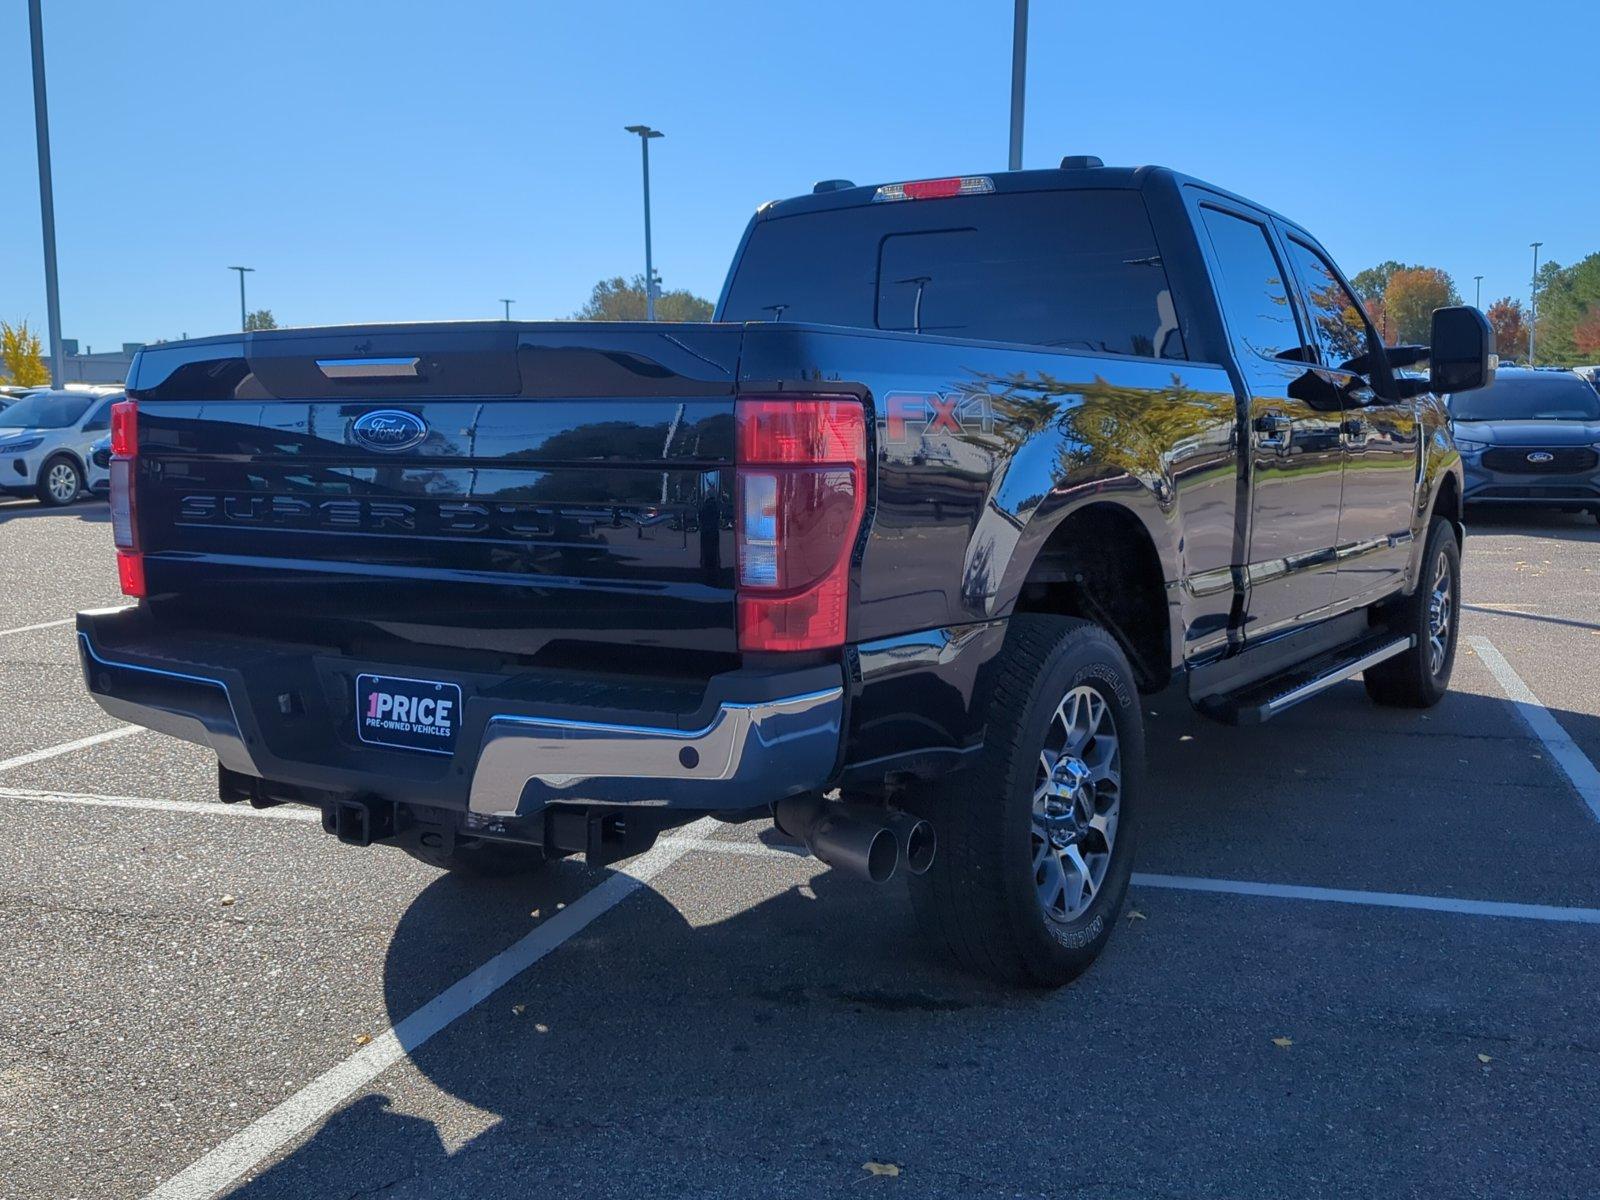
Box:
left=47, top=462, right=79, bottom=504
left=1030, top=684, right=1122, bottom=922
left=1426, top=548, right=1453, bottom=677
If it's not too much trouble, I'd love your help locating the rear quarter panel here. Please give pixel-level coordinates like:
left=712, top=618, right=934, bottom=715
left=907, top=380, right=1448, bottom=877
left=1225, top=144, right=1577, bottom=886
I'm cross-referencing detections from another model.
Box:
left=736, top=325, right=1239, bottom=661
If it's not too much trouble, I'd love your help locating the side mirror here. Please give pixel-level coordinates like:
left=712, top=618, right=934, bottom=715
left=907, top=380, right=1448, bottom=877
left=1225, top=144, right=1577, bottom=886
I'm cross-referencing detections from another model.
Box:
left=1431, top=305, right=1496, bottom=394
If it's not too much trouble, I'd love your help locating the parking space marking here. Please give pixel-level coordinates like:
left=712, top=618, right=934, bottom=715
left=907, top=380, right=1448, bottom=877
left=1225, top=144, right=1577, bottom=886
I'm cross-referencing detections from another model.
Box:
left=6, top=795, right=1599, bottom=929
left=143, top=817, right=719, bottom=1200
left=0, top=616, right=75, bottom=638
left=1469, top=635, right=1600, bottom=822
left=670, top=842, right=1600, bottom=926
left=0, top=726, right=143, bottom=774
left=1131, top=873, right=1600, bottom=926
left=0, top=785, right=320, bottom=822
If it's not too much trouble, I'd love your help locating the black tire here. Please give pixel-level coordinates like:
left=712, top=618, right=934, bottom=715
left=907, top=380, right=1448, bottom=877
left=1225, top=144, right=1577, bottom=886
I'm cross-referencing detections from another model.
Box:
left=402, top=838, right=550, bottom=878
left=1364, top=517, right=1461, bottom=708
left=35, top=455, right=82, bottom=507
left=908, top=614, right=1144, bottom=988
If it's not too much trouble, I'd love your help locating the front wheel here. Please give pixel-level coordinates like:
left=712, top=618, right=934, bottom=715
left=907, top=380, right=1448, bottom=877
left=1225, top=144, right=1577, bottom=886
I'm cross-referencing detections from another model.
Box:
left=1364, top=517, right=1461, bottom=708
left=36, top=456, right=82, bottom=507
left=908, top=614, right=1144, bottom=987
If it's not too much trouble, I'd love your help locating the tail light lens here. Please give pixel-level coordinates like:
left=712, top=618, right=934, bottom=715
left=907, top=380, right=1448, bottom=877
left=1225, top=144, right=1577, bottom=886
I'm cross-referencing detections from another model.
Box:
left=734, top=396, right=866, bottom=652
left=108, top=400, right=145, bottom=598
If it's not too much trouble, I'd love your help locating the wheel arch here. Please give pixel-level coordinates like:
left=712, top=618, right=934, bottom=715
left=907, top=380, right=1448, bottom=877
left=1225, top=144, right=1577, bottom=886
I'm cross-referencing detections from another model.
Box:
left=1001, top=500, right=1176, bottom=692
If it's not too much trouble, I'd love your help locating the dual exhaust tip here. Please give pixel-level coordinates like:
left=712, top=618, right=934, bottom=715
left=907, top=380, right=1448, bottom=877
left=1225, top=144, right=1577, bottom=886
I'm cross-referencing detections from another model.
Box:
left=776, top=795, right=935, bottom=884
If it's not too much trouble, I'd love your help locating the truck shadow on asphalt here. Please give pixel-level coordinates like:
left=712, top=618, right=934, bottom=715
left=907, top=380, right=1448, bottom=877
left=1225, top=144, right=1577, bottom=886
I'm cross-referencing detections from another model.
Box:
left=0, top=497, right=108, bottom=526
left=221, top=681, right=1600, bottom=1198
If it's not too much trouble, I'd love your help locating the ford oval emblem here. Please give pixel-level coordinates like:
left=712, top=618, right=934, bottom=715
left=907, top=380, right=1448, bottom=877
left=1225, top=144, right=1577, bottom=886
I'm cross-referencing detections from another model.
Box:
left=351, top=410, right=428, bottom=453
left=1526, top=450, right=1555, bottom=463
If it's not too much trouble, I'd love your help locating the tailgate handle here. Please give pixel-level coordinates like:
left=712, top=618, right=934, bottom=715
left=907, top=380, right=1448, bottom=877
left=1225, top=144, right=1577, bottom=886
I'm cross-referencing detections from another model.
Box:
left=316, top=357, right=420, bottom=379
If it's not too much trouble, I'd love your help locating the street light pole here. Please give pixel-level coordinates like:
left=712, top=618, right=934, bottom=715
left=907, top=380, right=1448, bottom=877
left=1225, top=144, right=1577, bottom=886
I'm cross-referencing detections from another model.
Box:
left=1008, top=0, right=1028, bottom=171
left=499, top=298, right=515, bottom=320
left=624, top=125, right=664, bottom=321
left=1473, top=275, right=1483, bottom=309
left=1528, top=242, right=1542, bottom=366
left=229, top=266, right=254, bottom=331
left=28, top=0, right=64, bottom=389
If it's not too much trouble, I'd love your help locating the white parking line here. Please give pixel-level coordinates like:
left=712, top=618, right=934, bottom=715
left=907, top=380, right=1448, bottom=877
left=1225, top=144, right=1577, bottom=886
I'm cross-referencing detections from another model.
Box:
left=0, top=785, right=319, bottom=822
left=1131, top=873, right=1600, bottom=926
left=0, top=726, right=143, bottom=774
left=1469, top=635, right=1600, bottom=822
left=143, top=817, right=718, bottom=1200
left=0, top=616, right=75, bottom=638
left=8, top=789, right=1600, bottom=929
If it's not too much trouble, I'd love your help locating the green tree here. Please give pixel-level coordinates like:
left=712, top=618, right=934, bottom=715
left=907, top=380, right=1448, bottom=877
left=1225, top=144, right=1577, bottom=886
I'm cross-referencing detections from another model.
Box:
left=574, top=275, right=713, bottom=322
left=1350, top=260, right=1407, bottom=305
left=244, top=309, right=279, bottom=331
left=0, top=319, right=50, bottom=387
left=1383, top=267, right=1460, bottom=344
left=1532, top=253, right=1600, bottom=364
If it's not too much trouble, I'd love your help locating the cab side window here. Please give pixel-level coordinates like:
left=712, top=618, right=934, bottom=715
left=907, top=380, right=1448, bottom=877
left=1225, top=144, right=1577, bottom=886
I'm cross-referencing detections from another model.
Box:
left=82, top=401, right=113, bottom=432
left=1283, top=239, right=1373, bottom=373
left=1197, top=206, right=1307, bottom=363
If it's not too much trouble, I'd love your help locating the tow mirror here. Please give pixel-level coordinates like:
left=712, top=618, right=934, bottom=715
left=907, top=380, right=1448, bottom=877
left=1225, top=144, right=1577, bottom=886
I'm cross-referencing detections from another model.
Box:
left=1431, top=306, right=1496, bottom=394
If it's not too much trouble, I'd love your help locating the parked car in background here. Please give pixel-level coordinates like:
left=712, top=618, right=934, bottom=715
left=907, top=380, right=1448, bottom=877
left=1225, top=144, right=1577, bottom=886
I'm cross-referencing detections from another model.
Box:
left=86, top=435, right=112, bottom=496
left=1450, top=367, right=1600, bottom=521
left=0, top=388, right=122, bottom=506
left=0, top=386, right=43, bottom=410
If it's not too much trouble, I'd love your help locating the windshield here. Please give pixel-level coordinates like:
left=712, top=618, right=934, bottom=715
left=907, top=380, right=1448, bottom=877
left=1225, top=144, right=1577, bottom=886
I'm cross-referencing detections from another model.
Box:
left=1452, top=374, right=1600, bottom=422
left=0, top=392, right=94, bottom=430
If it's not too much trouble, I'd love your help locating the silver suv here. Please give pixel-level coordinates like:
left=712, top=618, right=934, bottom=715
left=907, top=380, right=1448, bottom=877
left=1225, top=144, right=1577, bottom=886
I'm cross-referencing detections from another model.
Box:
left=0, top=388, right=121, bottom=507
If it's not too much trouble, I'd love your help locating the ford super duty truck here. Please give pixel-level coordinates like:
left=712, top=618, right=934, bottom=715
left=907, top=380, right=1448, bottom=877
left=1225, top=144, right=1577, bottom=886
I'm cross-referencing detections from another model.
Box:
left=79, top=161, right=1495, bottom=986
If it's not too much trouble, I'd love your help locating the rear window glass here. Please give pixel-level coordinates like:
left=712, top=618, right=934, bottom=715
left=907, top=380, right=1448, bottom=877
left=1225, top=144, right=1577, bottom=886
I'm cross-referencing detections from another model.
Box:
left=721, top=189, right=1185, bottom=359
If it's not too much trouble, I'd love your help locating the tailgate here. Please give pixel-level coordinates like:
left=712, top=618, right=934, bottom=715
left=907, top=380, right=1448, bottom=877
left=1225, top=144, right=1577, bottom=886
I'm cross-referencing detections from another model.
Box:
left=127, top=323, right=742, bottom=661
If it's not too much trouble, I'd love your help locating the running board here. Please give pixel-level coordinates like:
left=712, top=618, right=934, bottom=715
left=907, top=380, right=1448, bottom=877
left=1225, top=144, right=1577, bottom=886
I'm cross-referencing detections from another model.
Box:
left=1197, top=634, right=1415, bottom=726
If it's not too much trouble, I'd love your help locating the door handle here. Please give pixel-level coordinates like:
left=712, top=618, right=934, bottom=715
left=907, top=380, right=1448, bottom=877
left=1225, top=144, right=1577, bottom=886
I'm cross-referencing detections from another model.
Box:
left=1253, top=411, right=1292, bottom=452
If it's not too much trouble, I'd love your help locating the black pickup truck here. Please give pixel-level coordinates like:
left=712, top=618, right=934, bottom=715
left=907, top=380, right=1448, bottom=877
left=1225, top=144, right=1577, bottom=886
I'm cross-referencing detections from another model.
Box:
left=80, top=161, right=1495, bottom=986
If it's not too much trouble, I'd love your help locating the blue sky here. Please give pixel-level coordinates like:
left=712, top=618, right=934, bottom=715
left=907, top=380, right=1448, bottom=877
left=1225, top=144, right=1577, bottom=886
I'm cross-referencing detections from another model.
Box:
left=2, top=0, right=1596, bottom=351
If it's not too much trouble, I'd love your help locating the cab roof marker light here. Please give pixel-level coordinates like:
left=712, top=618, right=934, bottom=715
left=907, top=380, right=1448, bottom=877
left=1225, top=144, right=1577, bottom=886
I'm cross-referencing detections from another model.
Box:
left=872, top=176, right=995, bottom=203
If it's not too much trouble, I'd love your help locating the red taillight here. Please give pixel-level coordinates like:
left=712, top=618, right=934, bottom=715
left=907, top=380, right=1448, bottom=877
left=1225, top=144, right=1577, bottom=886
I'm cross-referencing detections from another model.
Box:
left=734, top=396, right=866, bottom=653
left=110, top=399, right=138, bottom=457
left=109, top=400, right=144, bottom=597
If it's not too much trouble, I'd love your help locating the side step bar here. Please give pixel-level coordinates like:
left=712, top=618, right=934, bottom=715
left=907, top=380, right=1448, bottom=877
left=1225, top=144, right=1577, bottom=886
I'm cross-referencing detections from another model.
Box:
left=1198, top=634, right=1415, bottom=726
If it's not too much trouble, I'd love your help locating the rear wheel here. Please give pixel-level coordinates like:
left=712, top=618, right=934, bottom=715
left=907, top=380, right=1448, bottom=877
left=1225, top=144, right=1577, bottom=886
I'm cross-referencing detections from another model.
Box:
left=1364, top=517, right=1461, bottom=708
left=36, top=456, right=82, bottom=507
left=908, top=614, right=1143, bottom=987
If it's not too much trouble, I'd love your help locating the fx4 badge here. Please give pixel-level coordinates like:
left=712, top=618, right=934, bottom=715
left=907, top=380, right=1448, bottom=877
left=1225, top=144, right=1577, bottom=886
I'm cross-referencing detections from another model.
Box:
left=883, top=391, right=994, bottom=443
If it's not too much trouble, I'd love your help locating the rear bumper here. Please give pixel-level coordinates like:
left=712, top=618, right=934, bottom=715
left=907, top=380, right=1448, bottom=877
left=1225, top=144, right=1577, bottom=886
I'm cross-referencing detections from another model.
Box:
left=76, top=607, right=843, bottom=820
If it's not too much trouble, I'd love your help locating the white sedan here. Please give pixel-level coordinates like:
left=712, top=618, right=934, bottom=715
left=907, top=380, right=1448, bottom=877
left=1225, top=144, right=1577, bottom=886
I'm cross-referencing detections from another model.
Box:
left=0, top=388, right=121, bottom=506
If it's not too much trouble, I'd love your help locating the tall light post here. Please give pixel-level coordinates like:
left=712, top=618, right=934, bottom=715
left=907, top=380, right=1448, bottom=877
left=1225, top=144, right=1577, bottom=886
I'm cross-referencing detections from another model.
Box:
left=29, top=0, right=64, bottom=388
left=229, top=266, right=254, bottom=331
left=624, top=125, right=664, bottom=321
left=1528, top=242, right=1543, bottom=366
left=1008, top=0, right=1028, bottom=171
left=499, top=298, right=515, bottom=320
left=1473, top=275, right=1483, bottom=308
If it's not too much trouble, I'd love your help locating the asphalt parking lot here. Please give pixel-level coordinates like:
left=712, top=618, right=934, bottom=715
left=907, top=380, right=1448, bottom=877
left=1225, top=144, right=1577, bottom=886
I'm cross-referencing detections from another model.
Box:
left=2, top=495, right=1598, bottom=1200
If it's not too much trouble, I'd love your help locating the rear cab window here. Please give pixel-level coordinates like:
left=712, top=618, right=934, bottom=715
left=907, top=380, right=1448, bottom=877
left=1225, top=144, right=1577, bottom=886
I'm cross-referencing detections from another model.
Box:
left=721, top=188, right=1186, bottom=360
